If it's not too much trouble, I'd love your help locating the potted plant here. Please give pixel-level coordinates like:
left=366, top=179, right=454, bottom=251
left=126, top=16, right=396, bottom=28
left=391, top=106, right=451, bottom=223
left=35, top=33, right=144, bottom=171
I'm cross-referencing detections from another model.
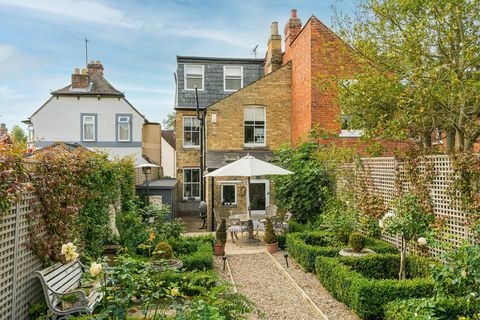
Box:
left=152, top=241, right=183, bottom=270
left=265, top=218, right=278, bottom=254
left=214, top=219, right=227, bottom=256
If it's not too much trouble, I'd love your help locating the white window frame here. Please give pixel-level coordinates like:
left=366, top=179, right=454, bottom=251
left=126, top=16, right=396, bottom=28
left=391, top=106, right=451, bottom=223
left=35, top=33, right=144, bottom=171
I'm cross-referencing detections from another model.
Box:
left=183, top=116, right=200, bottom=148
left=244, top=106, right=266, bottom=147
left=223, top=65, right=243, bottom=92
left=82, top=115, right=96, bottom=142
left=221, top=183, right=237, bottom=205
left=184, top=64, right=204, bottom=91
left=183, top=168, right=201, bottom=200
left=117, top=115, right=131, bottom=142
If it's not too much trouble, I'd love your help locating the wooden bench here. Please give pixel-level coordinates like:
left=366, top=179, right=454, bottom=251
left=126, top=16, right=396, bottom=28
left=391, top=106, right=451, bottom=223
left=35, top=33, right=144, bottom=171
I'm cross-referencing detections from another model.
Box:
left=34, top=260, right=103, bottom=319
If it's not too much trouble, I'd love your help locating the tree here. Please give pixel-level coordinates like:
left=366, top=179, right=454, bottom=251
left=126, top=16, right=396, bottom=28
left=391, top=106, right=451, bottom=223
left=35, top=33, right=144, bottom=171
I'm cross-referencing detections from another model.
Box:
left=382, top=193, right=435, bottom=280
left=11, top=125, right=27, bottom=147
left=334, top=0, right=480, bottom=153
left=162, top=112, right=175, bottom=131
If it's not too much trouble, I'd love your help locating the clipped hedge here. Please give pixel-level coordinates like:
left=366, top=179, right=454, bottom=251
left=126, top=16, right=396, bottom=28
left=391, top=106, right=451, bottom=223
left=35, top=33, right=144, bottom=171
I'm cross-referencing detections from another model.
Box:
left=286, top=231, right=398, bottom=272
left=155, top=270, right=218, bottom=296
left=384, top=296, right=468, bottom=320
left=315, top=254, right=435, bottom=319
left=178, top=242, right=213, bottom=271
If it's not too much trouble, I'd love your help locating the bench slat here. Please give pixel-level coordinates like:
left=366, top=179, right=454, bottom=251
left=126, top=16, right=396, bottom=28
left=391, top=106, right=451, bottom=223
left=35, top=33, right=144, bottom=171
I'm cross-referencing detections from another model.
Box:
left=50, top=269, right=82, bottom=293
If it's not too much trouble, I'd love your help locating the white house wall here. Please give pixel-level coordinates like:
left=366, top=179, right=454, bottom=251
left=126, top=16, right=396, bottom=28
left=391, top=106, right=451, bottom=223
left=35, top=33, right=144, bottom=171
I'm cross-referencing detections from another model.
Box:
left=161, top=137, right=176, bottom=178
left=31, top=96, right=144, bottom=159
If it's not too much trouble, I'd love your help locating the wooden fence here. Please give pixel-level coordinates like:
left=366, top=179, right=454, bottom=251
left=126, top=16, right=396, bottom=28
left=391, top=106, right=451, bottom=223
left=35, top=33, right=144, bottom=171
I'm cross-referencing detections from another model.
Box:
left=341, top=155, right=469, bottom=258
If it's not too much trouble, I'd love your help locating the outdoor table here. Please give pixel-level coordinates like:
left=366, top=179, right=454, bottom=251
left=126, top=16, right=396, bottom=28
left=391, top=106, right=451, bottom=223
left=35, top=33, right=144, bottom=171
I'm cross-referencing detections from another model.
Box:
left=229, top=213, right=266, bottom=243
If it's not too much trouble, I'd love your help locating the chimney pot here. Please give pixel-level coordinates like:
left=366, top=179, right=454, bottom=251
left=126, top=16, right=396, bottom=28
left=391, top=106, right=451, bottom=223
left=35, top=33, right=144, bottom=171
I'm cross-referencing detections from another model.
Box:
left=271, top=22, right=279, bottom=35
left=291, top=9, right=297, bottom=18
left=74, top=68, right=80, bottom=75
left=81, top=68, right=87, bottom=75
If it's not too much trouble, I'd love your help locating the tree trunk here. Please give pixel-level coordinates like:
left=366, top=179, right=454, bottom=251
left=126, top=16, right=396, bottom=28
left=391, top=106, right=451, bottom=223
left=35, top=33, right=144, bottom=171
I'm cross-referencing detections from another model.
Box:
left=422, top=131, right=432, bottom=152
left=399, top=237, right=406, bottom=281
left=446, top=129, right=456, bottom=154
left=455, top=129, right=465, bottom=152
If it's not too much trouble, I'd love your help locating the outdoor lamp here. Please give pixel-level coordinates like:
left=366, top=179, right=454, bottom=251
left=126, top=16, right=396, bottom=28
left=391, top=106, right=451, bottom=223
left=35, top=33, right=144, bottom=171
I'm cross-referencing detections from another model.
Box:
left=135, top=163, right=159, bottom=205
left=284, top=253, right=289, bottom=268
left=222, top=255, right=227, bottom=270
left=141, top=166, right=152, bottom=176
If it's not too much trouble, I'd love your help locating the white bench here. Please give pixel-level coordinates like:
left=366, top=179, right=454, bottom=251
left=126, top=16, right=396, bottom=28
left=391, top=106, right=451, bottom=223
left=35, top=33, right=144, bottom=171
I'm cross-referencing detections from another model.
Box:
left=34, top=260, right=103, bottom=319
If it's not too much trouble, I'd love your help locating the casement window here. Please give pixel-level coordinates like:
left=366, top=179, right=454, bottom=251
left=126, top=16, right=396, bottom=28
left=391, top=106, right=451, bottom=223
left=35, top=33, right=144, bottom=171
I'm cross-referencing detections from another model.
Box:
left=117, top=115, right=131, bottom=142
left=27, top=125, right=34, bottom=143
left=244, top=106, right=266, bottom=146
left=82, top=114, right=96, bottom=142
left=183, top=116, right=200, bottom=147
left=183, top=168, right=200, bottom=199
left=184, top=64, right=204, bottom=90
left=221, top=184, right=237, bottom=205
left=224, top=66, right=243, bottom=91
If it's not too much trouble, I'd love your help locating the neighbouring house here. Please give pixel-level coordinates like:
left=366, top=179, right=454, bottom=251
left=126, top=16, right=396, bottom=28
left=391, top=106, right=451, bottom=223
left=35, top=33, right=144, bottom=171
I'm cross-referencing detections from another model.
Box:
left=161, top=130, right=176, bottom=178
left=174, top=56, right=264, bottom=217
left=0, top=123, right=8, bottom=139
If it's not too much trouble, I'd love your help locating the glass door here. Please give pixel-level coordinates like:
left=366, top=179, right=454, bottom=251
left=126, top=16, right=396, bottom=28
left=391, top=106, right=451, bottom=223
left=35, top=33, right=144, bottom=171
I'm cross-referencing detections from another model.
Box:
left=249, top=179, right=269, bottom=214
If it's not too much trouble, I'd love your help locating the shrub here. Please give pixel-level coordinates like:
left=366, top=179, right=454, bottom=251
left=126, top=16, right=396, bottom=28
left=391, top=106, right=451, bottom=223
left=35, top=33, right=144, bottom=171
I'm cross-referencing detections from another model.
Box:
left=315, top=255, right=434, bottom=319
left=153, top=241, right=173, bottom=260
left=348, top=232, right=366, bottom=252
left=320, top=196, right=356, bottom=244
left=384, top=296, right=468, bottom=320
left=216, top=219, right=227, bottom=244
left=288, top=220, right=307, bottom=233
left=178, top=242, right=214, bottom=271
left=155, top=270, right=218, bottom=297
left=117, top=209, right=149, bottom=252
left=264, top=218, right=277, bottom=244
left=277, top=234, right=287, bottom=250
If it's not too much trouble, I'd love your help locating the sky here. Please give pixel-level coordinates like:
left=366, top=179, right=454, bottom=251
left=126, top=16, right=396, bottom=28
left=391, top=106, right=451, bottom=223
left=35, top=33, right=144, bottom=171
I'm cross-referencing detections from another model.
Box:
left=0, top=0, right=355, bottom=131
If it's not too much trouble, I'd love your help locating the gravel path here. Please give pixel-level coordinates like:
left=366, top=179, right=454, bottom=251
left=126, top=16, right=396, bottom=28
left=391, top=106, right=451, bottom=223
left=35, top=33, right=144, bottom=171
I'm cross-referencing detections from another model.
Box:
left=272, top=252, right=359, bottom=320
left=215, top=253, right=322, bottom=320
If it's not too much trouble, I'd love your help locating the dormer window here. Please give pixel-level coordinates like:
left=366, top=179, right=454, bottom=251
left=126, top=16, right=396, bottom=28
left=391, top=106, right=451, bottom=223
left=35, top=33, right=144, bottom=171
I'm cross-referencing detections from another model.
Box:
left=185, top=65, right=204, bottom=90
left=224, top=66, right=243, bottom=91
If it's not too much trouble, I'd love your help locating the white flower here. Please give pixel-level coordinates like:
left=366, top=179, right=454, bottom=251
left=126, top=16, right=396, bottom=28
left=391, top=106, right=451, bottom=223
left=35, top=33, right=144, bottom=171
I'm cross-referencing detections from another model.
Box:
left=61, top=242, right=79, bottom=262
left=379, top=220, right=385, bottom=229
left=417, top=237, right=428, bottom=246
left=90, top=262, right=102, bottom=277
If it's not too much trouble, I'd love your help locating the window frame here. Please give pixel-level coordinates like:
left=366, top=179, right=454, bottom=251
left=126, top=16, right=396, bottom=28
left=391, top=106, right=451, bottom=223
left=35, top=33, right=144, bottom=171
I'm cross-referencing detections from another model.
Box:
left=184, top=64, right=205, bottom=91
left=182, top=116, right=201, bottom=149
left=243, top=106, right=266, bottom=147
left=116, top=114, right=132, bottom=142
left=223, top=65, right=243, bottom=92
left=221, top=183, right=237, bottom=206
left=183, top=167, right=201, bottom=200
left=81, top=113, right=97, bottom=142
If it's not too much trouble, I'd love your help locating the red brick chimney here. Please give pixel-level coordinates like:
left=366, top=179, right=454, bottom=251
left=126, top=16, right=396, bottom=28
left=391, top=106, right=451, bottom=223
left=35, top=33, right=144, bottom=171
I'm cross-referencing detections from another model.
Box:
left=71, top=68, right=90, bottom=89
left=265, top=21, right=283, bottom=74
left=87, top=60, right=104, bottom=76
left=284, top=9, right=302, bottom=47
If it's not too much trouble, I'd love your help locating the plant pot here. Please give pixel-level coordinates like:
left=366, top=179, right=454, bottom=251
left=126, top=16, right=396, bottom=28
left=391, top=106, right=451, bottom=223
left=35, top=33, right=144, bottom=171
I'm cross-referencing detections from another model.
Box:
left=151, top=258, right=183, bottom=271
left=266, top=242, right=279, bottom=254
left=214, top=243, right=225, bottom=256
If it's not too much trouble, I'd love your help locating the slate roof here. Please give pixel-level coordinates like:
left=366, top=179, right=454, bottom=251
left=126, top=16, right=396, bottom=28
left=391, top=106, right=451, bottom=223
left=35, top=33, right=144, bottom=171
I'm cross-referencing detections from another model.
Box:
left=206, top=150, right=277, bottom=170
left=161, top=130, right=176, bottom=149
left=52, top=73, right=124, bottom=97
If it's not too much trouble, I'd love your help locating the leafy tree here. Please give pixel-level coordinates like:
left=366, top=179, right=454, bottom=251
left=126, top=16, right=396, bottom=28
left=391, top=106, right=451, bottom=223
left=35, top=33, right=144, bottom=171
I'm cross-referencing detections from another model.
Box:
left=162, top=112, right=176, bottom=131
left=11, top=125, right=27, bottom=147
left=334, top=0, right=480, bottom=152
left=272, top=135, right=334, bottom=223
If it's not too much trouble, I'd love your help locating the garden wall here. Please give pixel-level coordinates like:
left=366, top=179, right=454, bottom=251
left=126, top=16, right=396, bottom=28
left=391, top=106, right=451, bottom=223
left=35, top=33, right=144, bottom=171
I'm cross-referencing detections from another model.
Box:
left=0, top=195, right=43, bottom=320
left=340, top=155, right=468, bottom=258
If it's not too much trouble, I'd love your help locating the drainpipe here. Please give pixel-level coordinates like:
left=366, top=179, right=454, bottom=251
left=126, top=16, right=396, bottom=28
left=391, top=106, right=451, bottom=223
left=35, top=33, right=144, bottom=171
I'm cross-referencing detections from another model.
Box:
left=195, top=87, right=205, bottom=202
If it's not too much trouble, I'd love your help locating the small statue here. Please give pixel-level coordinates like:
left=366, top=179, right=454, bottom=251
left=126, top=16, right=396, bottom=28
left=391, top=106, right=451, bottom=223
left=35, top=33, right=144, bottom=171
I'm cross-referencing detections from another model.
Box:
left=108, top=204, right=120, bottom=238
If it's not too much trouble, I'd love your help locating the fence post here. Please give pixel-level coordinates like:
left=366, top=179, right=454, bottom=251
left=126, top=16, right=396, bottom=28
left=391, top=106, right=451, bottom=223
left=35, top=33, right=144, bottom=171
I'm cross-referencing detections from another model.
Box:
left=11, top=200, right=21, bottom=319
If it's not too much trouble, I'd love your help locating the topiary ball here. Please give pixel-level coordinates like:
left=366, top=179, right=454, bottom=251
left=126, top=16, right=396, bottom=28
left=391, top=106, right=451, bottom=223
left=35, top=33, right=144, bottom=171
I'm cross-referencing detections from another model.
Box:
left=349, top=232, right=366, bottom=253
left=153, top=241, right=173, bottom=260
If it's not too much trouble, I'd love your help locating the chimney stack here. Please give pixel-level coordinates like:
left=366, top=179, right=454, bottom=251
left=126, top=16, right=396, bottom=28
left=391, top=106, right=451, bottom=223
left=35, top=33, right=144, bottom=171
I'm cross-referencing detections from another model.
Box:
left=284, top=9, right=302, bottom=47
left=265, top=21, right=283, bottom=74
left=87, top=60, right=104, bottom=76
left=71, top=67, right=90, bottom=89
left=0, top=123, right=8, bottom=137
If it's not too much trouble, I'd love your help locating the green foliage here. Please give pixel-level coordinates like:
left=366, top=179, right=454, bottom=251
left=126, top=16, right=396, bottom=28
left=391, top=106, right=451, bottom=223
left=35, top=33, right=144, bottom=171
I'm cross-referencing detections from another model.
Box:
left=11, top=125, right=27, bottom=147
left=117, top=208, right=149, bottom=253
left=287, top=220, right=307, bottom=233
left=216, top=219, right=227, bottom=244
left=385, top=296, right=469, bottom=320
left=144, top=204, right=185, bottom=241
left=315, top=255, right=434, bottom=319
left=319, top=196, right=356, bottom=244
left=153, top=241, right=173, bottom=260
left=162, top=112, right=176, bottom=131
left=277, top=234, right=287, bottom=250
left=348, top=232, right=365, bottom=252
left=272, top=137, right=334, bottom=223
left=178, top=242, right=214, bottom=271
left=0, top=143, right=29, bottom=214
left=264, top=218, right=277, bottom=244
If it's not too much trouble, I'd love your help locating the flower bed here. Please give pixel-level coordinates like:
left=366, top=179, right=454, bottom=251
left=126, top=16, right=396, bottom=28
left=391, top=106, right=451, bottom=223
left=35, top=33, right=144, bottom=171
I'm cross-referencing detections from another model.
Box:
left=315, top=254, right=435, bottom=319
left=286, top=231, right=398, bottom=272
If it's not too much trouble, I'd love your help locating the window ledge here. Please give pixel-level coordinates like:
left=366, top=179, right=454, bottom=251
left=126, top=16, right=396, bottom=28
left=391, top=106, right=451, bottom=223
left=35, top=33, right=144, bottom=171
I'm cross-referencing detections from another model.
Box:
left=339, top=130, right=363, bottom=138
left=244, top=144, right=267, bottom=149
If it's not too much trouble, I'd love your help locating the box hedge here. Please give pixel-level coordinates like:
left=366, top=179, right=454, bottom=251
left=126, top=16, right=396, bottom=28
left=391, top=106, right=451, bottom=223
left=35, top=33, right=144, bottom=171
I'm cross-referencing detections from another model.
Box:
left=315, top=254, right=435, bottom=319
left=384, top=296, right=468, bottom=320
left=169, top=236, right=214, bottom=271
left=286, top=231, right=398, bottom=272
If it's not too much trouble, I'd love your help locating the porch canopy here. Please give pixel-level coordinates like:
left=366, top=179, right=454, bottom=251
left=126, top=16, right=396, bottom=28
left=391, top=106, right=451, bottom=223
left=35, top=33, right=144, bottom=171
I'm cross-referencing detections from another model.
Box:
left=205, top=154, right=293, bottom=220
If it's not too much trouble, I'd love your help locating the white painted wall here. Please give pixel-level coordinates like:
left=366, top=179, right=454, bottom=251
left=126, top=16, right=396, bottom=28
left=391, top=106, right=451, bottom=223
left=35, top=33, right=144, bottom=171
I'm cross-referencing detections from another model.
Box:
left=31, top=95, right=144, bottom=160
left=161, top=137, right=176, bottom=178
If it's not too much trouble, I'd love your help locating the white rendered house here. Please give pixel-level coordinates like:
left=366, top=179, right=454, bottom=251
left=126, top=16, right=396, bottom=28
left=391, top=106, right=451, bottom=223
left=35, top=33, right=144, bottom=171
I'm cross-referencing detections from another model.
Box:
left=161, top=130, right=176, bottom=178
left=24, top=61, right=146, bottom=161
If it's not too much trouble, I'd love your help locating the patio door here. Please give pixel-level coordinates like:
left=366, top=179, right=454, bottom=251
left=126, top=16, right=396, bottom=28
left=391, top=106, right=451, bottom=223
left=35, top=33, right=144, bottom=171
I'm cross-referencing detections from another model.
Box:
left=249, top=179, right=269, bottom=214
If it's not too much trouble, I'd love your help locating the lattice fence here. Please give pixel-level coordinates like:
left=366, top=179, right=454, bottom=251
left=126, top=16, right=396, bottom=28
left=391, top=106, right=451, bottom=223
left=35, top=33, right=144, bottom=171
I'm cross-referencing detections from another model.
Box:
left=0, top=195, right=43, bottom=320
left=340, top=155, right=469, bottom=258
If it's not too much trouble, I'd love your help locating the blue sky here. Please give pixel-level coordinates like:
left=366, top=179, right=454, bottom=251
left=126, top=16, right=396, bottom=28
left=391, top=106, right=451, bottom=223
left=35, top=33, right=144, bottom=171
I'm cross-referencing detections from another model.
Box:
left=0, top=0, right=355, bottom=131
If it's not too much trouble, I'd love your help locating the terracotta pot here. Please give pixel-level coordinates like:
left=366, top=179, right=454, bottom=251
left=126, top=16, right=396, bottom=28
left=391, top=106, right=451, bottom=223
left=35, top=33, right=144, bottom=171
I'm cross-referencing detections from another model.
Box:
left=214, top=243, right=225, bottom=256
left=266, top=242, right=279, bottom=254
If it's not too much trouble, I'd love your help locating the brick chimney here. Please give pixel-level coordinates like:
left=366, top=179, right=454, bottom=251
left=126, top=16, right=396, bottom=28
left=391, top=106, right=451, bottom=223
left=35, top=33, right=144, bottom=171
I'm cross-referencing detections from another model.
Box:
left=284, top=9, right=302, bottom=47
left=265, top=22, right=283, bottom=74
left=87, top=60, right=104, bottom=76
left=0, top=123, right=7, bottom=137
left=71, top=68, right=90, bottom=89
